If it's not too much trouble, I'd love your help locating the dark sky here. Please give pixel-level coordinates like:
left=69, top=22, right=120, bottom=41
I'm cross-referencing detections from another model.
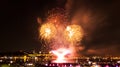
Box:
left=1, top=0, right=120, bottom=56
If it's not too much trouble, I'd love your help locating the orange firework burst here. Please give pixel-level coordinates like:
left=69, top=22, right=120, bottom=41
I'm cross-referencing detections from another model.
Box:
left=64, top=25, right=83, bottom=42
left=39, top=23, right=56, bottom=40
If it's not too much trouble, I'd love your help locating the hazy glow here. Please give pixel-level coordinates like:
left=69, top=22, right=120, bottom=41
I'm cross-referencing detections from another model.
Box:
left=51, top=48, right=71, bottom=63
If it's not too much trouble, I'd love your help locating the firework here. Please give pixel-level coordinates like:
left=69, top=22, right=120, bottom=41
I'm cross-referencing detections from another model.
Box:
left=51, top=48, right=71, bottom=63
left=39, top=23, right=56, bottom=40
left=64, top=25, right=83, bottom=42
left=38, top=9, right=84, bottom=63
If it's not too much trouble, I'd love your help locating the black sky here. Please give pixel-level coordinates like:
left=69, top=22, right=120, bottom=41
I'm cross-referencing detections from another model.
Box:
left=1, top=0, right=120, bottom=56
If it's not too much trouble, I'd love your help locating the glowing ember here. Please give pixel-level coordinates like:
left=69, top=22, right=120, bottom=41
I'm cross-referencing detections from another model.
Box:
left=51, top=48, right=71, bottom=63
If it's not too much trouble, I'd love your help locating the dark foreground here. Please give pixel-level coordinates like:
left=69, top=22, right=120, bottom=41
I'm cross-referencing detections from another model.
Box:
left=0, top=62, right=120, bottom=67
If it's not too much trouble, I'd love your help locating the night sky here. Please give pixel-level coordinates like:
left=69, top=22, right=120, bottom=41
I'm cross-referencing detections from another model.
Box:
left=1, top=0, right=120, bottom=56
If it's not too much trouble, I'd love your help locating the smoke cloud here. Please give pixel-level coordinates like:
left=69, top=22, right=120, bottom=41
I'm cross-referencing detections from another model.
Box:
left=37, top=0, right=120, bottom=56
left=64, top=0, right=120, bottom=56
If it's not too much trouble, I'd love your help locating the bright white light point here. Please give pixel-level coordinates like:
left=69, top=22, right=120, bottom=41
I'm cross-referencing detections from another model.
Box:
left=88, top=61, right=92, bottom=64
left=66, top=26, right=71, bottom=31
left=45, top=28, right=51, bottom=36
left=66, top=26, right=74, bottom=38
left=45, top=64, right=48, bottom=66
left=69, top=31, right=74, bottom=38
left=45, top=28, right=51, bottom=34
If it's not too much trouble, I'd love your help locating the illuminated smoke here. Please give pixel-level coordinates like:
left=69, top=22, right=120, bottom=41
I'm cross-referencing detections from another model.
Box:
left=38, top=8, right=84, bottom=63
left=51, top=48, right=71, bottom=63
left=65, top=0, right=73, bottom=11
